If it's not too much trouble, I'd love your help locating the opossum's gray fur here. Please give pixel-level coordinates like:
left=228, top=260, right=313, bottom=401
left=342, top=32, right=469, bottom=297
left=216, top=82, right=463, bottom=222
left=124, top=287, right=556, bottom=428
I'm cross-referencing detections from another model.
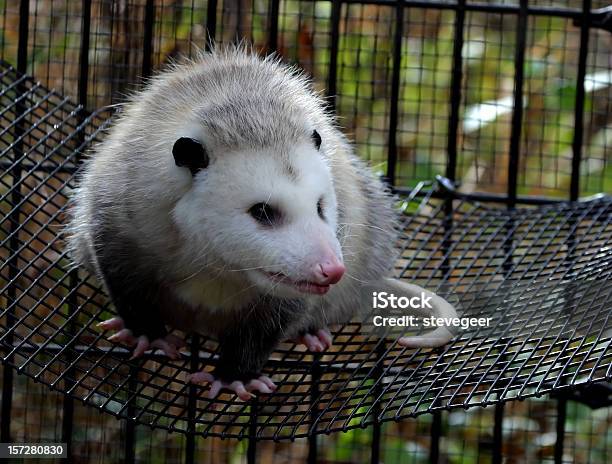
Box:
left=67, top=46, right=455, bottom=382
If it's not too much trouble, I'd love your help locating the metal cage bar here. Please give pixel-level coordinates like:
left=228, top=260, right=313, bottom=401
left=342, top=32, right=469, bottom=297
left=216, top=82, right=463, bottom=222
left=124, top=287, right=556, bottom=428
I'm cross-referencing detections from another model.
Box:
left=326, top=0, right=342, bottom=113
left=554, top=397, right=567, bottom=464
left=1, top=0, right=30, bottom=444
left=445, top=0, right=465, bottom=182
left=385, top=0, right=404, bottom=185
left=142, top=0, right=156, bottom=79
left=570, top=0, right=592, bottom=201
left=267, top=0, right=281, bottom=53
left=507, top=0, right=528, bottom=207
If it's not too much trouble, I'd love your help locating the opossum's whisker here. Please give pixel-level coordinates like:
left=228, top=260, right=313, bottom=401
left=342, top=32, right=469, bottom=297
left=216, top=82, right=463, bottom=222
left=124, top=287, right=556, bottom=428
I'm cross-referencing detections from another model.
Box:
left=342, top=272, right=369, bottom=284
left=338, top=222, right=389, bottom=233
left=339, top=253, right=359, bottom=260
left=276, top=300, right=285, bottom=334
left=339, top=234, right=362, bottom=240
left=210, top=257, right=303, bottom=273
left=222, top=263, right=293, bottom=272
left=174, top=252, right=224, bottom=284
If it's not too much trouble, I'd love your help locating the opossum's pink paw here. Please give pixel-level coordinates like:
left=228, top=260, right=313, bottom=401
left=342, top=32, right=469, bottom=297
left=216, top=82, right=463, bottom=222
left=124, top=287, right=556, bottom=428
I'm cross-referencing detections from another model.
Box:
left=99, top=317, right=184, bottom=359
left=315, top=328, right=333, bottom=349
left=131, top=335, right=150, bottom=359
left=134, top=334, right=185, bottom=360
left=295, top=328, right=333, bottom=352
left=150, top=334, right=185, bottom=359
left=107, top=328, right=137, bottom=345
left=188, top=372, right=277, bottom=401
left=99, top=316, right=134, bottom=345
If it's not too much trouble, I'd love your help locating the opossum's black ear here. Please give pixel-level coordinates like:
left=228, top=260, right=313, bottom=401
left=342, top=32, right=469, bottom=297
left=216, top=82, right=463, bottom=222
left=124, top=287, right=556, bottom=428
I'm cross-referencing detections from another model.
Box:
left=173, top=137, right=209, bottom=175
left=311, top=130, right=322, bottom=150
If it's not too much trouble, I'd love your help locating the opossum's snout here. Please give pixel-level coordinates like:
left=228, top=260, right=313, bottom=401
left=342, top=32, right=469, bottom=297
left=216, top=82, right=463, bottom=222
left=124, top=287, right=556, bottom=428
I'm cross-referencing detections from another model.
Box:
left=312, top=252, right=345, bottom=285
left=258, top=239, right=344, bottom=296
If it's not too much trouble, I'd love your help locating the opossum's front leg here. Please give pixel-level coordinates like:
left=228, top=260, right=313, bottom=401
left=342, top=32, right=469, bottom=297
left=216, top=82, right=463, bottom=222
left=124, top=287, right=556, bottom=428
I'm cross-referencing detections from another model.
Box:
left=189, top=305, right=290, bottom=400
left=189, top=329, right=279, bottom=400
left=374, top=278, right=457, bottom=347
left=92, top=230, right=184, bottom=359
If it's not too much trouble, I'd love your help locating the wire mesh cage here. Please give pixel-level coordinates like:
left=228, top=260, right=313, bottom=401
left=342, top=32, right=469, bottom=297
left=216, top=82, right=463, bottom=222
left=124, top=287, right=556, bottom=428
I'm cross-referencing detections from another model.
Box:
left=1, top=0, right=611, bottom=462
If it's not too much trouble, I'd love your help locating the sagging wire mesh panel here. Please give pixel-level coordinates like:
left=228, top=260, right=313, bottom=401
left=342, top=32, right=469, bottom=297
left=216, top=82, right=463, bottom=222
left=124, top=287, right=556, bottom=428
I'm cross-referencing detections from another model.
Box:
left=0, top=0, right=611, bottom=197
left=3, top=362, right=611, bottom=463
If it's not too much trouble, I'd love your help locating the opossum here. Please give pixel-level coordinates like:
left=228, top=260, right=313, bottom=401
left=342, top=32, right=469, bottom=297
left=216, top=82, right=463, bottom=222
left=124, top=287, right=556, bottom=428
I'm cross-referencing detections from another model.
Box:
left=67, top=47, right=457, bottom=400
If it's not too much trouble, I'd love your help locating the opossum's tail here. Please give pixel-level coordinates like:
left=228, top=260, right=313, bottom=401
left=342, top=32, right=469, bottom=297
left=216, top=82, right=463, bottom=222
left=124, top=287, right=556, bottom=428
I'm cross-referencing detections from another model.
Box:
left=379, top=277, right=457, bottom=348
left=398, top=328, right=454, bottom=348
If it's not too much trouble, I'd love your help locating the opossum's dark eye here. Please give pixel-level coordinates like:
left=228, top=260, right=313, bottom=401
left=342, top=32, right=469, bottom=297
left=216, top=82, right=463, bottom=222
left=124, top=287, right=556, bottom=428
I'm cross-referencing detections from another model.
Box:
left=248, top=202, right=281, bottom=226
left=317, top=198, right=325, bottom=221
left=172, top=137, right=209, bottom=175
left=311, top=130, right=322, bottom=150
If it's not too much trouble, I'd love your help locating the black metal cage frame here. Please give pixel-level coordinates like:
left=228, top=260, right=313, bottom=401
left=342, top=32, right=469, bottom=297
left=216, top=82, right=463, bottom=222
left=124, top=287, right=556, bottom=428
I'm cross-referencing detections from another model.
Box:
left=1, top=0, right=611, bottom=463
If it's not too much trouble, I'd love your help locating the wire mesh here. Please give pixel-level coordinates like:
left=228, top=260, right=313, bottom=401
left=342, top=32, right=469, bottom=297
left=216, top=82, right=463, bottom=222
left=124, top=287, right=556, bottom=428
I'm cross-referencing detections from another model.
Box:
left=1, top=0, right=610, bottom=198
left=1, top=60, right=610, bottom=440
left=3, top=360, right=611, bottom=463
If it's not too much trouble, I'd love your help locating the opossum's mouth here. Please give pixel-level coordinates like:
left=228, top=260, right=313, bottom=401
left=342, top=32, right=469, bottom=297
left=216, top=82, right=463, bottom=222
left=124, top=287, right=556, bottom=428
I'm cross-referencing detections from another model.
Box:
left=261, top=271, right=331, bottom=295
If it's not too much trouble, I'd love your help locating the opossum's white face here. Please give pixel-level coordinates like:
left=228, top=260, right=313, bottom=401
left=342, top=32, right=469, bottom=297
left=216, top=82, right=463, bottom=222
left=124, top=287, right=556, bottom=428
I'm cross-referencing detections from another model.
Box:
left=172, top=134, right=345, bottom=298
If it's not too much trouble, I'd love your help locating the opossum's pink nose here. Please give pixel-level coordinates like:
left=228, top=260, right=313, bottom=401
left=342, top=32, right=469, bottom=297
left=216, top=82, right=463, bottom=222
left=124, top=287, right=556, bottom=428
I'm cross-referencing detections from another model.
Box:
left=316, top=259, right=345, bottom=285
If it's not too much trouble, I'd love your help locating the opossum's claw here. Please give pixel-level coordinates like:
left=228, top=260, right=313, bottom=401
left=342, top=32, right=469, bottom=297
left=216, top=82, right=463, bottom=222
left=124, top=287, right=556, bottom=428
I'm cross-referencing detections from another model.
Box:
left=132, top=335, right=150, bottom=358
left=315, top=328, right=333, bottom=349
left=188, top=372, right=277, bottom=401
left=164, top=334, right=186, bottom=349
left=256, top=375, right=277, bottom=391
left=108, top=328, right=136, bottom=345
left=97, top=317, right=125, bottom=331
left=149, top=337, right=181, bottom=359
left=295, top=328, right=333, bottom=352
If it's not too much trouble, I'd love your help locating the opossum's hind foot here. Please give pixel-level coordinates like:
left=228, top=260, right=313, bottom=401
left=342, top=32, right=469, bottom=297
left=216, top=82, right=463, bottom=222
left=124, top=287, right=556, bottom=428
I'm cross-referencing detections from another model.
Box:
left=188, top=371, right=277, bottom=401
left=98, top=317, right=185, bottom=359
left=294, top=328, right=333, bottom=352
